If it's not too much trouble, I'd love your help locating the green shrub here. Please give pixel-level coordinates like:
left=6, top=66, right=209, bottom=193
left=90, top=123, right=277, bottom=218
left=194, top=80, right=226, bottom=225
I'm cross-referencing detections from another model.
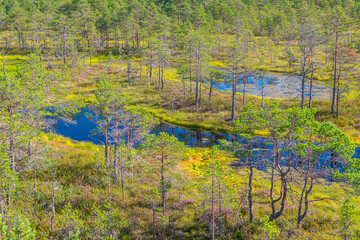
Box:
left=0, top=213, right=36, bottom=240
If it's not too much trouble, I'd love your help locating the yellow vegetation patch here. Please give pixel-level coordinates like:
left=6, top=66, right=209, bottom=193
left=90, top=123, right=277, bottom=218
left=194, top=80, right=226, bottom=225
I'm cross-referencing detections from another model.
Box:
left=210, top=60, right=227, bottom=68
left=180, top=153, right=203, bottom=175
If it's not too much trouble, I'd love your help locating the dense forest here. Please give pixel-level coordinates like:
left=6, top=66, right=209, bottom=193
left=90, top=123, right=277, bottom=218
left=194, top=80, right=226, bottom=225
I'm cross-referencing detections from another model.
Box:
left=1, top=0, right=360, bottom=239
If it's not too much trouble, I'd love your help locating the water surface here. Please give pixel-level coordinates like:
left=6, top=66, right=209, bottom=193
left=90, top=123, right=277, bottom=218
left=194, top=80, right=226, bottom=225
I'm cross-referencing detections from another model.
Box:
left=52, top=109, right=360, bottom=169
left=212, top=72, right=330, bottom=100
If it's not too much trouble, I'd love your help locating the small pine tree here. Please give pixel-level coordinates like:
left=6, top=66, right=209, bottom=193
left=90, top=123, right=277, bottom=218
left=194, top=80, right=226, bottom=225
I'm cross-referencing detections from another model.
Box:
left=0, top=212, right=36, bottom=240
left=262, top=219, right=280, bottom=240
left=340, top=199, right=356, bottom=240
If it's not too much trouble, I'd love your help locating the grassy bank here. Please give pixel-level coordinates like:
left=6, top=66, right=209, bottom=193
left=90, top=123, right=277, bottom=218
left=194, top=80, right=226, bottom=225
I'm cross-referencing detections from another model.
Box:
left=24, top=132, right=360, bottom=239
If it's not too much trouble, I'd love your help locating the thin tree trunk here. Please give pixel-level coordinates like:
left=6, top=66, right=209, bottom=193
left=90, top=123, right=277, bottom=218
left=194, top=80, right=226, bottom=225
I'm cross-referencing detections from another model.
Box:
left=211, top=172, right=215, bottom=240
left=269, top=178, right=287, bottom=221
left=104, top=115, right=109, bottom=165
left=183, top=76, right=187, bottom=100
left=195, top=64, right=199, bottom=107
left=2, top=48, right=5, bottom=78
left=189, top=59, right=192, bottom=93
left=248, top=141, right=253, bottom=222
left=309, top=58, right=314, bottom=108
left=7, top=136, right=15, bottom=206
left=243, top=71, right=247, bottom=105
left=231, top=63, right=237, bottom=120
left=153, top=204, right=156, bottom=240
left=161, top=66, right=164, bottom=90
left=261, top=77, right=265, bottom=107
left=149, top=47, right=153, bottom=88
left=140, top=61, right=142, bottom=83
left=90, top=49, right=92, bottom=67
left=300, top=74, right=305, bottom=109
left=63, top=26, right=66, bottom=64
left=199, top=80, right=202, bottom=108
left=209, top=77, right=213, bottom=102
left=128, top=59, right=132, bottom=85
left=331, top=27, right=339, bottom=114
left=218, top=181, right=222, bottom=237
left=161, top=149, right=166, bottom=217
left=158, top=64, right=161, bottom=92
left=336, top=73, right=341, bottom=116
left=50, top=168, right=57, bottom=231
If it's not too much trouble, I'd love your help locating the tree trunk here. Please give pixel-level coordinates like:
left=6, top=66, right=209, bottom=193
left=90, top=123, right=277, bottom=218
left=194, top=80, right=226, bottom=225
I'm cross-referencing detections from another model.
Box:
left=2, top=48, right=5, bottom=78
left=189, top=59, right=192, bottom=93
left=199, top=80, right=202, bottom=108
left=128, top=59, right=131, bottom=85
left=161, top=66, right=164, bottom=90
left=195, top=64, right=199, bottom=107
left=331, top=27, right=339, bottom=114
left=161, top=149, right=166, bottom=217
left=269, top=178, right=287, bottom=221
left=300, top=75, right=305, bottom=109
left=308, top=63, right=314, bottom=108
left=183, top=76, right=187, bottom=100
left=231, top=63, right=237, bottom=120
left=90, top=49, right=92, bottom=67
left=218, top=181, right=222, bottom=237
left=63, top=26, right=66, bottom=64
left=50, top=168, right=57, bottom=231
left=243, top=71, right=247, bottom=105
left=261, top=77, right=265, bottom=107
left=307, top=50, right=315, bottom=108
left=139, top=61, right=142, bottom=83
left=336, top=74, right=341, bottom=117
left=248, top=142, right=253, bottom=222
left=209, top=77, right=213, bottom=103
left=158, top=64, right=161, bottom=92
left=297, top=178, right=313, bottom=225
left=7, top=135, right=15, bottom=206
left=149, top=47, right=153, bottom=88
left=104, top=115, right=109, bottom=165
left=211, top=173, right=215, bottom=240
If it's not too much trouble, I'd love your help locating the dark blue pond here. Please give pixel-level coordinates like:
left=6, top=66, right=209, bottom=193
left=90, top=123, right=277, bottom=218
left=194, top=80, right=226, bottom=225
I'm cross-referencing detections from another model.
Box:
left=51, top=108, right=360, bottom=171
left=52, top=108, right=242, bottom=147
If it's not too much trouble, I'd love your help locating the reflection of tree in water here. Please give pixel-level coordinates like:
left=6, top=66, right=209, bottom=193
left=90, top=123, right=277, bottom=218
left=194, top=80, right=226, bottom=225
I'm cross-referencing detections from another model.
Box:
left=54, top=110, right=360, bottom=169
left=211, top=71, right=330, bottom=100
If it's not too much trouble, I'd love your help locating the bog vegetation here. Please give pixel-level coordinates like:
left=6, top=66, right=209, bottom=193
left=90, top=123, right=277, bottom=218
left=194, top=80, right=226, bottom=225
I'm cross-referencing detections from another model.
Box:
left=1, top=0, right=360, bottom=239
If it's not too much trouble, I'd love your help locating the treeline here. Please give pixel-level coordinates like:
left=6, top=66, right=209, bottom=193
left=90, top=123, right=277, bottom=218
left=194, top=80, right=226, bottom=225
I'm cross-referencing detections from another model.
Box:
left=1, top=0, right=360, bottom=116
left=1, top=0, right=360, bottom=55
left=1, top=0, right=360, bottom=46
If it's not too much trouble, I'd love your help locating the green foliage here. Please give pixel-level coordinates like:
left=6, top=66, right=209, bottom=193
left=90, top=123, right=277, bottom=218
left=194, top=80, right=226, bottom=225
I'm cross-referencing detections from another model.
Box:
left=0, top=149, right=19, bottom=197
left=64, top=228, right=81, bottom=240
left=0, top=213, right=36, bottom=240
left=261, top=219, right=280, bottom=240
left=339, top=199, right=357, bottom=240
left=144, top=132, right=186, bottom=156
left=195, top=147, right=224, bottom=181
left=60, top=203, right=85, bottom=233
left=234, top=102, right=264, bottom=139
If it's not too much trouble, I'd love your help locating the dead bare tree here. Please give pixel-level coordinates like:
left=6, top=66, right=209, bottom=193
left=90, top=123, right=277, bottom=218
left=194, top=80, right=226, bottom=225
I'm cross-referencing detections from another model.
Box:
left=296, top=22, right=327, bottom=109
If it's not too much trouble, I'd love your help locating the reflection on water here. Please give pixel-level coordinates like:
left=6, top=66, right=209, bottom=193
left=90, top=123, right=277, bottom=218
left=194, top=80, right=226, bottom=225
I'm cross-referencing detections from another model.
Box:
left=52, top=108, right=101, bottom=143
left=52, top=109, right=360, bottom=168
left=213, top=72, right=330, bottom=100
left=53, top=109, right=269, bottom=148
